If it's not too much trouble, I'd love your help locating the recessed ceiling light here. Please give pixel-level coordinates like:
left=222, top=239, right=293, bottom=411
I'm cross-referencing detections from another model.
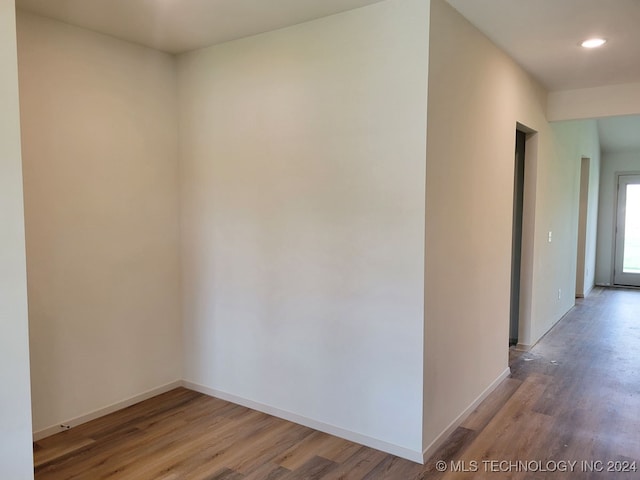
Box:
left=581, top=38, right=607, bottom=49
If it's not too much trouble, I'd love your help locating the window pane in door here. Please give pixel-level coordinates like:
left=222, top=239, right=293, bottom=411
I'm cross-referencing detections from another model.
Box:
left=623, top=184, right=640, bottom=273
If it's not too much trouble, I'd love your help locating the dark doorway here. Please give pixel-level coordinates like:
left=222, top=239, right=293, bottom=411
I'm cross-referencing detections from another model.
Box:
left=510, top=130, right=526, bottom=346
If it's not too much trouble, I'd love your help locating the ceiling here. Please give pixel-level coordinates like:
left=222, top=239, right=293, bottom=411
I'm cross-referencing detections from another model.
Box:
left=447, top=0, right=640, bottom=92
left=17, top=0, right=640, bottom=92
left=15, top=0, right=386, bottom=54
left=597, top=115, right=640, bottom=153
left=15, top=0, right=640, bottom=154
left=447, top=0, right=640, bottom=155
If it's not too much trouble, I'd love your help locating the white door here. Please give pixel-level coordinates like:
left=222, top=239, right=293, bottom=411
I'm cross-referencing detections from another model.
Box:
left=614, top=174, right=640, bottom=286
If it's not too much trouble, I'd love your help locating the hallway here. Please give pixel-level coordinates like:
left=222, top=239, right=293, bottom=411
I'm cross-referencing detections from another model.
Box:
left=432, top=287, right=640, bottom=478
left=34, top=288, right=640, bottom=479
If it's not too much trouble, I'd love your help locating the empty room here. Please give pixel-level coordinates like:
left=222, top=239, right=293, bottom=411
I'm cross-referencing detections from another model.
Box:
left=2, top=0, right=640, bottom=479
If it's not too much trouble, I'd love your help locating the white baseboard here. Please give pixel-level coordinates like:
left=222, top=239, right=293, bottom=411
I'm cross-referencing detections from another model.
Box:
left=33, top=380, right=182, bottom=441
left=182, top=380, right=424, bottom=463
left=421, top=367, right=511, bottom=463
left=33, top=372, right=511, bottom=465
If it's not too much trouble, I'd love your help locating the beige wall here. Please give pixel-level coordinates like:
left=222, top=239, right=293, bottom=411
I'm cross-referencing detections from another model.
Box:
left=0, top=1, right=33, bottom=478
left=178, top=0, right=429, bottom=459
left=17, top=11, right=182, bottom=435
left=595, top=150, right=640, bottom=285
left=423, top=0, right=601, bottom=452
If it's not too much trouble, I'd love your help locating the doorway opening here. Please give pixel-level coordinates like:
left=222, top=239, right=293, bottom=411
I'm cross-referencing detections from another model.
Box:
left=614, top=174, right=640, bottom=287
left=510, top=129, right=526, bottom=346
left=575, top=157, right=590, bottom=297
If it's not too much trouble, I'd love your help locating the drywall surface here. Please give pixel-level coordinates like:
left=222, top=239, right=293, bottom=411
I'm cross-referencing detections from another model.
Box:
left=424, top=0, right=600, bottom=451
left=595, top=150, right=640, bottom=285
left=178, top=0, right=428, bottom=457
left=548, top=82, right=640, bottom=121
left=0, top=2, right=34, bottom=478
left=17, top=11, right=182, bottom=434
left=523, top=118, right=597, bottom=347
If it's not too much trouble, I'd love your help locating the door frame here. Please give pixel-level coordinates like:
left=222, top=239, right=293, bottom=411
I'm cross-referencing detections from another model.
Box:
left=575, top=157, right=590, bottom=297
left=510, top=129, right=526, bottom=345
left=613, top=173, right=640, bottom=286
left=511, top=122, right=537, bottom=348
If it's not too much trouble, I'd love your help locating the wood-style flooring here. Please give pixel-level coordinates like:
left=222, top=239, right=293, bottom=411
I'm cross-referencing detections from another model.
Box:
left=35, top=287, right=640, bottom=479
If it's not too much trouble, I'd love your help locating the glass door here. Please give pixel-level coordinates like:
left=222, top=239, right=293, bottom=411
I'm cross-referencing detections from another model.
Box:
left=614, top=175, right=640, bottom=286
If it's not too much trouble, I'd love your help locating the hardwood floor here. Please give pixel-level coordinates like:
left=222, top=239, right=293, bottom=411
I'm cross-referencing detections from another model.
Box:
left=35, top=288, right=640, bottom=479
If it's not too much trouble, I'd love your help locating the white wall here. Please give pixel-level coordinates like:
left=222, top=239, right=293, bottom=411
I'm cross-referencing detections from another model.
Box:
left=548, top=82, right=640, bottom=121
left=0, top=1, right=33, bottom=478
left=11, top=0, right=610, bottom=464
left=423, top=0, right=601, bottom=452
left=17, top=11, right=183, bottom=435
left=548, top=122, right=601, bottom=301
left=178, top=0, right=429, bottom=459
left=595, top=150, right=640, bottom=285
